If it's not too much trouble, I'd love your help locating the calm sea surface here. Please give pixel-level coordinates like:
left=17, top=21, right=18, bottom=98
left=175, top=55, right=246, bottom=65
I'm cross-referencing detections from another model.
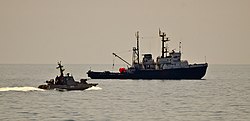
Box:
left=0, top=64, right=249, bottom=121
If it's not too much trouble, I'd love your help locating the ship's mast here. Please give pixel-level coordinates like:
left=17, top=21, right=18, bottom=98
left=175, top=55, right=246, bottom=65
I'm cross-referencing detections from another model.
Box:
left=159, top=29, right=170, bottom=58
left=56, top=61, right=65, bottom=77
left=132, top=31, right=140, bottom=65
left=179, top=42, right=181, bottom=53
left=136, top=31, right=140, bottom=64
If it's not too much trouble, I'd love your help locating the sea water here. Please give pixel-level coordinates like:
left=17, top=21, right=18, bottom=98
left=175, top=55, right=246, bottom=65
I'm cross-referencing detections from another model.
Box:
left=0, top=64, right=249, bottom=121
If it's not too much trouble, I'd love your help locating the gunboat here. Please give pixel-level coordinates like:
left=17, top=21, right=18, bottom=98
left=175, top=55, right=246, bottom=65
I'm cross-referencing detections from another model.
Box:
left=87, top=30, right=208, bottom=79
left=38, top=62, right=98, bottom=91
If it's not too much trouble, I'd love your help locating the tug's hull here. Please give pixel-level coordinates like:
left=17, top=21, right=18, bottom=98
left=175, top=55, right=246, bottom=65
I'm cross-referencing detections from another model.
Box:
left=87, top=63, right=208, bottom=79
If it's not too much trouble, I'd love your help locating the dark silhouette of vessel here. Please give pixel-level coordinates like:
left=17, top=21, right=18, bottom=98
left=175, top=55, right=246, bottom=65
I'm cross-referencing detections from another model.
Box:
left=38, top=62, right=98, bottom=91
left=87, top=30, right=208, bottom=79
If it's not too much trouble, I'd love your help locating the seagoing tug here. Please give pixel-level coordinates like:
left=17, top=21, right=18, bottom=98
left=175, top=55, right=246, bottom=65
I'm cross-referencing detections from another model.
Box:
left=87, top=30, right=208, bottom=79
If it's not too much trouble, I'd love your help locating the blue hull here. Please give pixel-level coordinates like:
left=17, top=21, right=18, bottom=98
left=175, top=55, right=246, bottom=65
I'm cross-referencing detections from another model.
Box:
left=87, top=64, right=208, bottom=79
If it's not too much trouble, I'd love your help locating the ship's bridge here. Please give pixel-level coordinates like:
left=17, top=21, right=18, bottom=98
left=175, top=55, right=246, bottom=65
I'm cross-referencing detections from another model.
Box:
left=142, top=54, right=156, bottom=69
left=169, top=50, right=181, bottom=63
left=156, top=50, right=189, bottom=69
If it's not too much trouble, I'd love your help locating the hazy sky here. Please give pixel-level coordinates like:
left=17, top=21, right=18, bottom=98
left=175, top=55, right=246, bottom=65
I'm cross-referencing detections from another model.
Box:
left=0, top=0, right=249, bottom=64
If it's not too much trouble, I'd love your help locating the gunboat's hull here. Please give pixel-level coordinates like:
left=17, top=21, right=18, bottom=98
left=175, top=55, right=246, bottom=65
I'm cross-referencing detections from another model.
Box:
left=87, top=64, right=208, bottom=79
left=38, top=83, right=98, bottom=91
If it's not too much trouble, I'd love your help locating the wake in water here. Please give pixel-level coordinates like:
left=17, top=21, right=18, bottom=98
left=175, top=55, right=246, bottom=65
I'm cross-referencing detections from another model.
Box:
left=0, top=86, right=102, bottom=92
left=86, top=86, right=102, bottom=91
left=0, top=87, right=44, bottom=92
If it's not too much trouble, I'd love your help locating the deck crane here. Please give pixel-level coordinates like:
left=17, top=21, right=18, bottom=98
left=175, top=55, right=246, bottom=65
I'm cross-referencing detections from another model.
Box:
left=112, top=53, right=132, bottom=67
